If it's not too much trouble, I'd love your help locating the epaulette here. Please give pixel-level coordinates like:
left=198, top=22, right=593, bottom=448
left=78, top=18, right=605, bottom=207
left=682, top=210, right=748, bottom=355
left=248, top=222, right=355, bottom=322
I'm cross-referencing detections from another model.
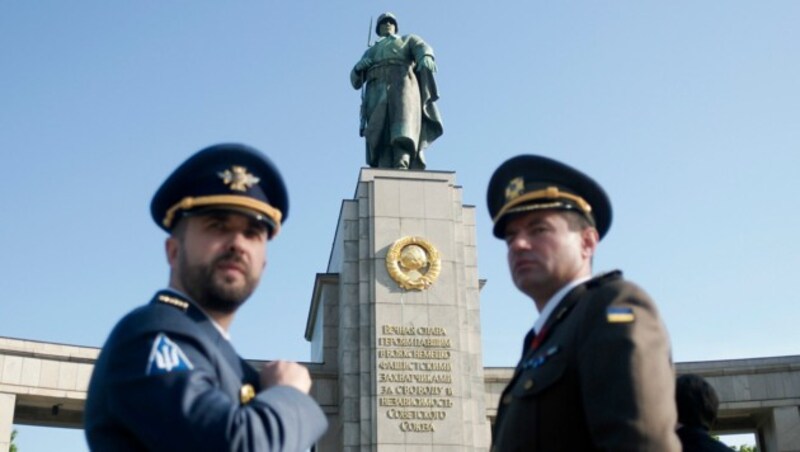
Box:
left=585, top=270, right=622, bottom=288
left=157, top=294, right=190, bottom=312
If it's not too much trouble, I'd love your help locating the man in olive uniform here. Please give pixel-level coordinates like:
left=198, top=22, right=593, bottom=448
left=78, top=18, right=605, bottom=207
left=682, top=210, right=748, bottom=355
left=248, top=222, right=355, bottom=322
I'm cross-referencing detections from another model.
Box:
left=487, top=155, right=680, bottom=451
left=350, top=12, right=443, bottom=170
left=85, top=143, right=328, bottom=451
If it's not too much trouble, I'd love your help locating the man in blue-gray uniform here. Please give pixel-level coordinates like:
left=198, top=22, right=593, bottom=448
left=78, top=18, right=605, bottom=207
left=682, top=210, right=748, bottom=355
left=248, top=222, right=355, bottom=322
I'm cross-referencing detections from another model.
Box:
left=85, top=143, right=328, bottom=451
left=487, top=155, right=680, bottom=451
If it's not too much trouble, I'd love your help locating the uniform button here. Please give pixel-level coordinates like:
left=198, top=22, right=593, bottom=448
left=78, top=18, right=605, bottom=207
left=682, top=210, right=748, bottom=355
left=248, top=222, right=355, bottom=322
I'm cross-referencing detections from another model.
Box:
left=502, top=394, right=512, bottom=405
left=523, top=379, right=534, bottom=390
left=240, top=384, right=256, bottom=404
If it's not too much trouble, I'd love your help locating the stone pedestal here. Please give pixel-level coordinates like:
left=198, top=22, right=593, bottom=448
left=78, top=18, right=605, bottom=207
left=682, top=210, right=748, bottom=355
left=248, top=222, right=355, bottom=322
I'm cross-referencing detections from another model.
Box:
left=306, top=168, right=490, bottom=451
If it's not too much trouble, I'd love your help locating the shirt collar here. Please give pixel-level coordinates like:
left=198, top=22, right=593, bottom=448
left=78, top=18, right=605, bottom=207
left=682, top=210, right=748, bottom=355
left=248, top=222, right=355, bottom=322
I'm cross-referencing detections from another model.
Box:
left=532, top=275, right=592, bottom=334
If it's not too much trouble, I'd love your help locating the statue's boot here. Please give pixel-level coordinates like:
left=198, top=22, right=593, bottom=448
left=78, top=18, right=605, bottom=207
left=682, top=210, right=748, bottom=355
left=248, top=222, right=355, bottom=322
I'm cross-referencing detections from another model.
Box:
left=393, top=145, right=411, bottom=170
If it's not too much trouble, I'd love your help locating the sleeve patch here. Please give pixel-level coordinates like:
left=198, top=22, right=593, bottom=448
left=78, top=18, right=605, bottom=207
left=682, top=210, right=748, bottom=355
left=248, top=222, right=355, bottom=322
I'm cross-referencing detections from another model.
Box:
left=606, top=307, right=635, bottom=323
left=146, top=333, right=194, bottom=376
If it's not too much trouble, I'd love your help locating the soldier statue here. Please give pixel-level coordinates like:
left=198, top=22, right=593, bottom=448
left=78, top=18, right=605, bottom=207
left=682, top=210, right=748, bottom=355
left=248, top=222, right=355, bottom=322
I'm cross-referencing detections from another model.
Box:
left=350, top=13, right=443, bottom=170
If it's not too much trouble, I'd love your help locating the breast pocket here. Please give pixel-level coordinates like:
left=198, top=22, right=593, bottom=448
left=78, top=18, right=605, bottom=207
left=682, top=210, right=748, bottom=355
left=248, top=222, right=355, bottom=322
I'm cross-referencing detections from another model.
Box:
left=511, top=347, right=567, bottom=398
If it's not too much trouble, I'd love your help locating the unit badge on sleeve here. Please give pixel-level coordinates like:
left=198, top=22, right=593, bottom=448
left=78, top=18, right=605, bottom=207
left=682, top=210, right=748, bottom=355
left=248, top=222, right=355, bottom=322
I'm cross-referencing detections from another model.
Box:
left=145, top=333, right=194, bottom=376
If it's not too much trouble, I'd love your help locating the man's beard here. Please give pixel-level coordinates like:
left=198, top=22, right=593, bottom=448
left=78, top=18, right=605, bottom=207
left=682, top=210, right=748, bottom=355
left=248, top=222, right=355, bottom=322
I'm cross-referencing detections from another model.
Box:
left=178, top=249, right=259, bottom=314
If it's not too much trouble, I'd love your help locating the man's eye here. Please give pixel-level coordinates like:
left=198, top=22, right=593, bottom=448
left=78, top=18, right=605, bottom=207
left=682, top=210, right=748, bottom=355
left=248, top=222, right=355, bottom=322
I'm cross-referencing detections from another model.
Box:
left=207, top=221, right=225, bottom=231
left=245, top=227, right=267, bottom=240
left=529, top=226, right=548, bottom=234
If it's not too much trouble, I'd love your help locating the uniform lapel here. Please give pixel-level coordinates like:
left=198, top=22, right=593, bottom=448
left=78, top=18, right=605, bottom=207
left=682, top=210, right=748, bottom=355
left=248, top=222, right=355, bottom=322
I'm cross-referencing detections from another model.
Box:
left=515, top=282, right=589, bottom=372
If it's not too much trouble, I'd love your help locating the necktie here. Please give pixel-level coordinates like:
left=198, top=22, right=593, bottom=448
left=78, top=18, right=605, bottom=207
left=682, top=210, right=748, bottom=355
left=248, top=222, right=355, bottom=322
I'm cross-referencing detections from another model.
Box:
left=521, top=328, right=536, bottom=358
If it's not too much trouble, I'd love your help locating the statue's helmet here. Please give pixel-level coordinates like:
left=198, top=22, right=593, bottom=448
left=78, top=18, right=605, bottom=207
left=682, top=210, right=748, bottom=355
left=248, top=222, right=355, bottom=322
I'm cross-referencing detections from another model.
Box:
left=375, top=12, right=398, bottom=35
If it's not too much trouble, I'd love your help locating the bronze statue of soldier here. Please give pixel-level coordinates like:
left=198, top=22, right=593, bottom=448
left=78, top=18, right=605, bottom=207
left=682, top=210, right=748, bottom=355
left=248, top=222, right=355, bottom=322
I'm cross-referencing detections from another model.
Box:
left=350, top=13, right=444, bottom=170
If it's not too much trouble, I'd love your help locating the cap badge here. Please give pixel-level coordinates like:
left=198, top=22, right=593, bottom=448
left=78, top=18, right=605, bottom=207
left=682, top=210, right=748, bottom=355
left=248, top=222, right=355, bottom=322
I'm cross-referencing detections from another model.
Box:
left=505, top=177, right=525, bottom=201
left=218, top=166, right=260, bottom=192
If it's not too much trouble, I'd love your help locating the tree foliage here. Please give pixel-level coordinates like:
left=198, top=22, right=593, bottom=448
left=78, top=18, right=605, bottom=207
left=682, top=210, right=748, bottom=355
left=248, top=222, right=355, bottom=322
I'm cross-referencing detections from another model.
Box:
left=10, top=429, right=18, bottom=452
left=732, top=445, right=757, bottom=452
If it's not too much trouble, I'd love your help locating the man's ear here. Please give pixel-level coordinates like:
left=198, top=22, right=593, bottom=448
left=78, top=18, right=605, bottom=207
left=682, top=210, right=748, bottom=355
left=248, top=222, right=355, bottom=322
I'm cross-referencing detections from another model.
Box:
left=166, top=236, right=180, bottom=267
left=581, top=227, right=599, bottom=259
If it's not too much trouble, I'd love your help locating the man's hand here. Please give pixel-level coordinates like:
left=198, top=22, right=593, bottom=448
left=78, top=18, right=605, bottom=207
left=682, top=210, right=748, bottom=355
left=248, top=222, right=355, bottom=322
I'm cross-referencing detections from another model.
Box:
left=261, top=360, right=312, bottom=394
left=417, top=55, right=437, bottom=73
left=354, top=57, right=373, bottom=72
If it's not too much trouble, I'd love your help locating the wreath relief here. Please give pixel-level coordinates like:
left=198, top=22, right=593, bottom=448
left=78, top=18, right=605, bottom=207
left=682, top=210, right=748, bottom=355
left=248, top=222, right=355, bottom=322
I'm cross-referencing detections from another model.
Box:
left=385, top=236, right=441, bottom=291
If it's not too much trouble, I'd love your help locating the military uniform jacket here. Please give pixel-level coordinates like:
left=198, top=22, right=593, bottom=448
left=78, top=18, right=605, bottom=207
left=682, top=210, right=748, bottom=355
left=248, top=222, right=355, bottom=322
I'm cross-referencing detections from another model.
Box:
left=492, top=272, right=681, bottom=451
left=677, top=426, right=733, bottom=452
left=85, top=290, right=328, bottom=451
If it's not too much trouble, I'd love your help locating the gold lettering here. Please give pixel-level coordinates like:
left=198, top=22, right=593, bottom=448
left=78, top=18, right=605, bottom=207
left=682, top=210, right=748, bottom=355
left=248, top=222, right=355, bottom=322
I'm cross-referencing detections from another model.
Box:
left=379, top=397, right=454, bottom=408
left=394, top=385, right=443, bottom=396
left=400, top=422, right=435, bottom=432
left=412, top=362, right=451, bottom=371
left=415, top=326, right=447, bottom=336
left=378, top=324, right=454, bottom=432
left=386, top=409, right=447, bottom=420
left=413, top=350, right=450, bottom=360
left=382, top=325, right=417, bottom=335
left=379, top=361, right=414, bottom=371
left=377, top=337, right=451, bottom=348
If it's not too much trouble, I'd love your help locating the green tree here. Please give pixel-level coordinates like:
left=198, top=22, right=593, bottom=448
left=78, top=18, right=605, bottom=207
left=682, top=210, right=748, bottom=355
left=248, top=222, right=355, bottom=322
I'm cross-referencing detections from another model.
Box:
left=732, top=445, right=757, bottom=452
left=10, top=429, right=18, bottom=452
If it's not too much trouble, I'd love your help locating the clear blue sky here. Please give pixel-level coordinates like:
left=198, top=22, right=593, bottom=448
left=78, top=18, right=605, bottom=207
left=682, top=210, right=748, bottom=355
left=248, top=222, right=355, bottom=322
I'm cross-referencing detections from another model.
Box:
left=3, top=1, right=797, bottom=449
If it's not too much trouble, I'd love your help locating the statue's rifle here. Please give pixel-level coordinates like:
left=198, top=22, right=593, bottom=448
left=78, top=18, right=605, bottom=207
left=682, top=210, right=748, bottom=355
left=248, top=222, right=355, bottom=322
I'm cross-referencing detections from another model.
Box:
left=359, top=17, right=373, bottom=136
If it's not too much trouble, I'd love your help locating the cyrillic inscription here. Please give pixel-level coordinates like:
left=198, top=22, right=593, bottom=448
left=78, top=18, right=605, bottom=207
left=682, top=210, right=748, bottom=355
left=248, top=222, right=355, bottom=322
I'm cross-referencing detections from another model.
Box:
left=378, top=323, right=455, bottom=433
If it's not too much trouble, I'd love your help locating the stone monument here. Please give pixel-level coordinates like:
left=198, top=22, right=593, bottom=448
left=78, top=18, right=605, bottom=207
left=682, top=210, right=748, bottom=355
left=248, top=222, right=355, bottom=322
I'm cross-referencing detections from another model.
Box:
left=306, top=168, right=490, bottom=450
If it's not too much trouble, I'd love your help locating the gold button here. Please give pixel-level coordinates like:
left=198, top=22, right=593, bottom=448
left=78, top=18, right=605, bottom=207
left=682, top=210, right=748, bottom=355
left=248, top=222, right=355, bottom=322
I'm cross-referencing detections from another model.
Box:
left=240, top=384, right=256, bottom=404
left=502, top=394, right=512, bottom=405
left=523, top=379, right=534, bottom=390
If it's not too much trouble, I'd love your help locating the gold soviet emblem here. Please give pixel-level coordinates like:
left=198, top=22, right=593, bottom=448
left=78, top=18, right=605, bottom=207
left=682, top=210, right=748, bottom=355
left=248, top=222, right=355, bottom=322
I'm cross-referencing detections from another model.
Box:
left=386, top=236, right=441, bottom=291
left=505, top=177, right=525, bottom=201
left=240, top=384, right=256, bottom=404
left=218, top=166, right=260, bottom=192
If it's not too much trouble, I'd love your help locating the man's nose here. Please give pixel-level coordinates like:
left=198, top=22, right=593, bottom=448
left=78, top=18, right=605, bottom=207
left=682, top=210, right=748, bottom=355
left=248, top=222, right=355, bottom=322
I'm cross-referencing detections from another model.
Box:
left=507, top=234, right=531, bottom=251
left=226, top=230, right=248, bottom=252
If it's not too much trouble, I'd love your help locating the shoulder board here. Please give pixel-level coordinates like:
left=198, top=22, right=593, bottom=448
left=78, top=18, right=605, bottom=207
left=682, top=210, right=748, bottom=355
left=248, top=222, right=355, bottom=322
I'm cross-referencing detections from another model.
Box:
left=586, top=270, right=623, bottom=288
left=157, top=294, right=189, bottom=312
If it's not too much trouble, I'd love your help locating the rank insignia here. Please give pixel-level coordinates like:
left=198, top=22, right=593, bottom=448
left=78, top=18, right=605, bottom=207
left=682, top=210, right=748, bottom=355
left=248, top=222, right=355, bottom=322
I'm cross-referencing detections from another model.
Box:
left=522, top=345, right=561, bottom=370
left=157, top=294, right=189, bottom=311
left=240, top=384, right=256, bottom=404
left=218, top=165, right=260, bottom=192
left=146, top=333, right=194, bottom=376
left=505, top=177, right=525, bottom=201
left=606, top=307, right=635, bottom=323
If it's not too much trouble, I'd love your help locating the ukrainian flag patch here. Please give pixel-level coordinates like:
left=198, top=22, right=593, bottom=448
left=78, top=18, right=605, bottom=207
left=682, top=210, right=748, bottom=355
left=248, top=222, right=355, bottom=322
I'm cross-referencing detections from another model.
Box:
left=606, top=307, right=635, bottom=323
left=146, top=333, right=194, bottom=376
